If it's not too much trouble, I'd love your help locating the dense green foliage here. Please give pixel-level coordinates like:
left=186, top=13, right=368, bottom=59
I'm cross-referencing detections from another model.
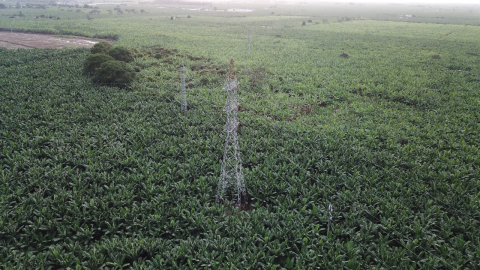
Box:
left=1, top=2, right=480, bottom=269
left=84, top=47, right=135, bottom=87
left=109, top=46, right=134, bottom=63
left=91, top=41, right=112, bottom=55
left=93, top=59, right=136, bottom=87
left=83, top=53, right=114, bottom=75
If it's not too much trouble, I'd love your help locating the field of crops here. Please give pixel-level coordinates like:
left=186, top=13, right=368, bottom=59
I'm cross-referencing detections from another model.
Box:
left=1, top=1, right=479, bottom=269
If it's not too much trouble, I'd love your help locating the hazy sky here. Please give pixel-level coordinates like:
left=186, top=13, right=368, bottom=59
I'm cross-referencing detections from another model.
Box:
left=208, top=0, right=480, bottom=4
left=321, top=0, right=478, bottom=3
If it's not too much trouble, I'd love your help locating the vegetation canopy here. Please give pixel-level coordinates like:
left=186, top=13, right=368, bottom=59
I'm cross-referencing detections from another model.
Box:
left=92, top=60, right=135, bottom=87
left=90, top=40, right=112, bottom=54
left=0, top=1, right=479, bottom=269
left=109, top=46, right=134, bottom=63
left=83, top=53, right=114, bottom=75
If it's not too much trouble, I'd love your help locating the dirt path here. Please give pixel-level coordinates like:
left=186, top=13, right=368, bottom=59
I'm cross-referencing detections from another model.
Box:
left=0, top=31, right=107, bottom=49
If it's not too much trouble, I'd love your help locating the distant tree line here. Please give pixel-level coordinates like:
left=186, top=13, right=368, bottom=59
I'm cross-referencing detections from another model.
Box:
left=155, top=0, right=212, bottom=6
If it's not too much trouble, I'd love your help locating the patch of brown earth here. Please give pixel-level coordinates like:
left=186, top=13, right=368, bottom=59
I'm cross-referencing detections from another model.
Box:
left=0, top=31, right=110, bottom=49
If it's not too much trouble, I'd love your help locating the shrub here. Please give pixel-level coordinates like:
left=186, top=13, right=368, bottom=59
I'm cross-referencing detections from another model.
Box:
left=91, top=41, right=112, bottom=54
left=83, top=53, right=114, bottom=75
left=109, top=46, right=134, bottom=63
left=92, top=60, right=135, bottom=88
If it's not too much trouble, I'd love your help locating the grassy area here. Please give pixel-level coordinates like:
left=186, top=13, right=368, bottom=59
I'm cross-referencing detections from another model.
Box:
left=1, top=2, right=479, bottom=269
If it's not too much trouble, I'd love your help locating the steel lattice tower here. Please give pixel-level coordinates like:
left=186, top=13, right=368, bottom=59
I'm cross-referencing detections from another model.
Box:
left=247, top=27, right=251, bottom=57
left=216, top=59, right=246, bottom=207
left=180, top=65, right=187, bottom=112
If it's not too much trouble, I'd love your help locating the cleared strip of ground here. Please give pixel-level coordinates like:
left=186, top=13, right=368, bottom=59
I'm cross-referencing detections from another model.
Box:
left=0, top=31, right=106, bottom=49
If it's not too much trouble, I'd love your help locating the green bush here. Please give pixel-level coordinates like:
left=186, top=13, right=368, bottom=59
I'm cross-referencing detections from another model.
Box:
left=90, top=41, right=112, bottom=54
left=83, top=53, right=114, bottom=75
left=109, top=46, right=134, bottom=63
left=92, top=60, right=135, bottom=87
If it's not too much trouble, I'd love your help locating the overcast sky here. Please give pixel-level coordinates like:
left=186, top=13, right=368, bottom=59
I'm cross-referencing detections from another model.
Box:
left=320, top=0, right=478, bottom=3
left=207, top=0, right=480, bottom=5
left=285, top=0, right=480, bottom=5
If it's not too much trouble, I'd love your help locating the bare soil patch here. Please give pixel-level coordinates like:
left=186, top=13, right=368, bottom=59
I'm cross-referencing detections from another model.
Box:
left=0, top=31, right=109, bottom=49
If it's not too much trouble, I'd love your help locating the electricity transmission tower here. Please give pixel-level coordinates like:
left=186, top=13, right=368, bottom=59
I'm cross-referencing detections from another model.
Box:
left=216, top=59, right=247, bottom=207
left=180, top=64, right=187, bottom=112
left=247, top=27, right=251, bottom=57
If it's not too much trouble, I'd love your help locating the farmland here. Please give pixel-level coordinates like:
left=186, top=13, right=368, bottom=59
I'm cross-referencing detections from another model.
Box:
left=0, top=31, right=103, bottom=49
left=1, top=1, right=480, bottom=269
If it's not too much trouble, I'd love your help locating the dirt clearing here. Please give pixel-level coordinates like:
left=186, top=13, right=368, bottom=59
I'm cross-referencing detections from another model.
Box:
left=0, top=31, right=108, bottom=49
